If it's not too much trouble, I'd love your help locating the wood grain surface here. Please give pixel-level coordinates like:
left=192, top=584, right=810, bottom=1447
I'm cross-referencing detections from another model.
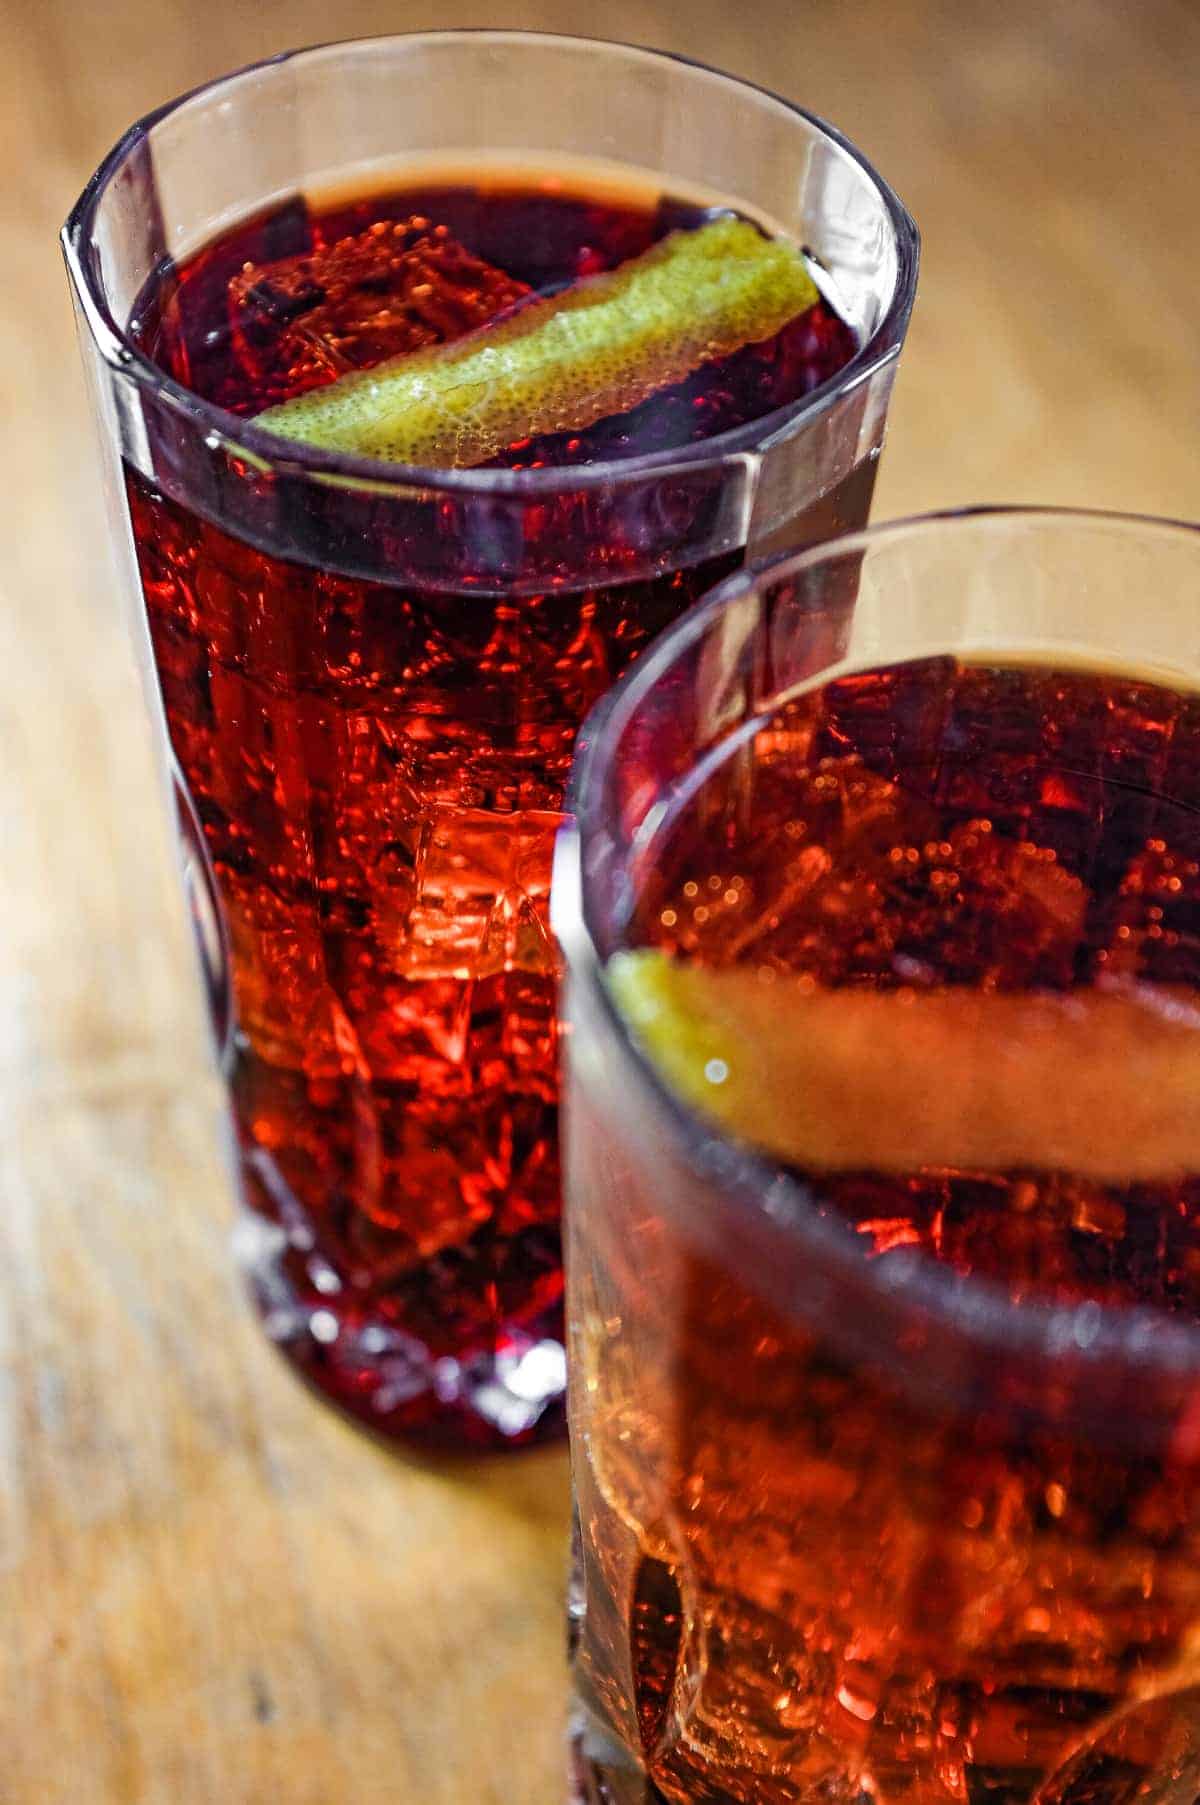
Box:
left=2, top=0, right=1197, bottom=1799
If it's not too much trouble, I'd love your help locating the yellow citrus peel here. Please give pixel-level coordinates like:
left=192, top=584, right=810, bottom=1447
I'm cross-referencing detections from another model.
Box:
left=607, top=950, right=1200, bottom=1181
left=254, top=217, right=818, bottom=467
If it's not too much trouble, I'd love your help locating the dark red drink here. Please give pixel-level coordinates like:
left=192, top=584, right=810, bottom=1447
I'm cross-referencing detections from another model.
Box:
left=66, top=38, right=917, bottom=1454
left=116, top=165, right=876, bottom=1449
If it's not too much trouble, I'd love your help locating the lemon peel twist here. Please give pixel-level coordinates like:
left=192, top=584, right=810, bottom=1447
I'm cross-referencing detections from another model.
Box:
left=255, top=218, right=819, bottom=468
left=608, top=950, right=1200, bottom=1182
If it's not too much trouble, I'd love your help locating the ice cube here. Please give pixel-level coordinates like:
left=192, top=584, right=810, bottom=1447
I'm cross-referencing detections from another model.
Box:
left=228, top=218, right=531, bottom=409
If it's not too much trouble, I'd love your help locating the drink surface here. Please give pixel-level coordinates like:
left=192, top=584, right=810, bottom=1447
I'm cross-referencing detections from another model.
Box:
left=126, top=168, right=861, bottom=1445
left=570, top=656, right=1200, bottom=1800
left=138, top=165, right=856, bottom=462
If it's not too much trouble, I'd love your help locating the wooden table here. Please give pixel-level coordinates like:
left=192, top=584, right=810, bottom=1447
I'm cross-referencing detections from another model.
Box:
left=2, top=0, right=1196, bottom=1797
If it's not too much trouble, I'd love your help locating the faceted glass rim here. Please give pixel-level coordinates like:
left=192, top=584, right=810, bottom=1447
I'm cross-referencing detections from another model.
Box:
left=561, top=506, right=1200, bottom=1382
left=61, top=28, right=919, bottom=499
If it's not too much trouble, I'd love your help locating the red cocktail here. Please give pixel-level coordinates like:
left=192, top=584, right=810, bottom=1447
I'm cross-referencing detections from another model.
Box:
left=64, top=33, right=916, bottom=1448
left=558, top=512, right=1200, bottom=1801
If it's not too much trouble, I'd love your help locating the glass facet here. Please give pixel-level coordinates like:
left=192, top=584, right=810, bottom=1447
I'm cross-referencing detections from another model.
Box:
left=63, top=31, right=917, bottom=1449
left=557, top=511, right=1200, bottom=1801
